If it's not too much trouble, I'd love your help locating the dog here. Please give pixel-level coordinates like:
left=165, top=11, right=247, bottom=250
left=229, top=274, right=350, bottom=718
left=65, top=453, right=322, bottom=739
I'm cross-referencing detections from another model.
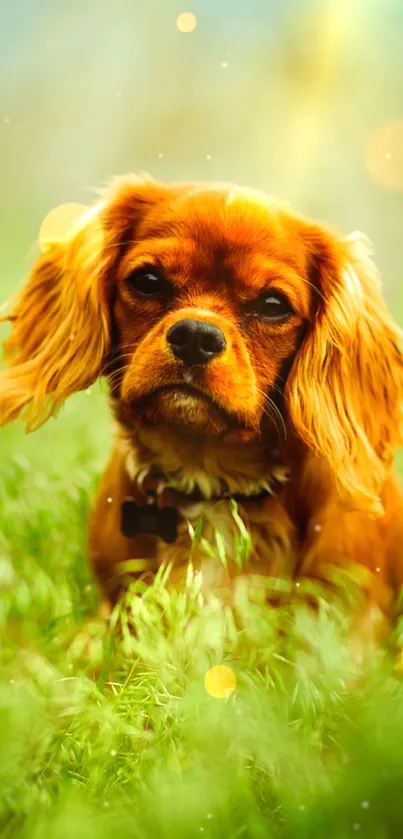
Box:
left=1, top=174, right=403, bottom=642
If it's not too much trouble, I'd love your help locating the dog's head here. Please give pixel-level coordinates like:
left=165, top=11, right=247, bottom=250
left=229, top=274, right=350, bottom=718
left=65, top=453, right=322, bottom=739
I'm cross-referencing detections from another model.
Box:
left=1, top=175, right=402, bottom=510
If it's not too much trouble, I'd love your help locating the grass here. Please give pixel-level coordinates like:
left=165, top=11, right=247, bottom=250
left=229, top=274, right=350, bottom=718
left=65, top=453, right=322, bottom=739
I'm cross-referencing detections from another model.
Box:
left=2, top=386, right=403, bottom=838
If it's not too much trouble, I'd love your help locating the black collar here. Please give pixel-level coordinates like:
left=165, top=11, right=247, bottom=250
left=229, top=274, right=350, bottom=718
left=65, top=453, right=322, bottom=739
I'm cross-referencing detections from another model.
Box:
left=121, top=467, right=280, bottom=544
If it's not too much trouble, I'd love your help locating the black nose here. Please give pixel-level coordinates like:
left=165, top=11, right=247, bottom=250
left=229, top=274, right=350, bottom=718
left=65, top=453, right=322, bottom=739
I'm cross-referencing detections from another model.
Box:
left=167, top=319, right=226, bottom=366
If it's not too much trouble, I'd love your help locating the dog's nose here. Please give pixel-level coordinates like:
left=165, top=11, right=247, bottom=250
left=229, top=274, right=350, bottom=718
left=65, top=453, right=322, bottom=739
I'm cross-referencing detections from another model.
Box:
left=167, top=319, right=226, bottom=366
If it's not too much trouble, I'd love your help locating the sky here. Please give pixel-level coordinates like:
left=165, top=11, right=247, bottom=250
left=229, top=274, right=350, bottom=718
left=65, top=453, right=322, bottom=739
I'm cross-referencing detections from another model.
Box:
left=0, top=0, right=402, bottom=296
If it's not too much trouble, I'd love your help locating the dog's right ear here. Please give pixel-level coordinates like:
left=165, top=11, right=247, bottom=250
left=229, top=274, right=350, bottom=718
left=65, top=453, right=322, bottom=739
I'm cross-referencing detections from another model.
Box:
left=0, top=174, right=172, bottom=431
left=0, top=204, right=111, bottom=431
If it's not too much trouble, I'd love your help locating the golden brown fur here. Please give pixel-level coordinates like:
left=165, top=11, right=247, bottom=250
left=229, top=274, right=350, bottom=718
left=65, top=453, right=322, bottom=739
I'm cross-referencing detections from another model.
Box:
left=1, top=174, right=403, bottom=639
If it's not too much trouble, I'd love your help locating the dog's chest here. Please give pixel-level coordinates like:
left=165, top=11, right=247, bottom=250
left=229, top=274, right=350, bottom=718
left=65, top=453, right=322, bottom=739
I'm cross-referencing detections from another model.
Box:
left=122, top=430, right=296, bottom=589
left=154, top=493, right=296, bottom=590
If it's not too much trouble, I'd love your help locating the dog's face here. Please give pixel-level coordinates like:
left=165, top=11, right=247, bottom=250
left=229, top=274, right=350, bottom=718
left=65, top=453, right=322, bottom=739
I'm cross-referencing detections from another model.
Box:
left=111, top=183, right=314, bottom=442
left=1, top=174, right=403, bottom=510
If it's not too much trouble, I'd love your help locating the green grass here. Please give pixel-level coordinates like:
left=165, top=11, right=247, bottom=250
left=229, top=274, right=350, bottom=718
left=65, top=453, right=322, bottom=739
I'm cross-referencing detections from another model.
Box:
left=2, top=385, right=403, bottom=838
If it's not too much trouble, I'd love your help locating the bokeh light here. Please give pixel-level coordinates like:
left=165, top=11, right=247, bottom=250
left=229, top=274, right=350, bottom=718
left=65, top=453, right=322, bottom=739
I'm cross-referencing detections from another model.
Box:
left=176, top=12, right=197, bottom=33
left=39, top=203, right=90, bottom=250
left=204, top=665, right=236, bottom=699
left=366, top=120, right=403, bottom=191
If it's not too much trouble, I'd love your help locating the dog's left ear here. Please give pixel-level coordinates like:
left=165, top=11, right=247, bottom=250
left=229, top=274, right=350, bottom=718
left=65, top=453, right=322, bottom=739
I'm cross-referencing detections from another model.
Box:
left=286, top=227, right=403, bottom=514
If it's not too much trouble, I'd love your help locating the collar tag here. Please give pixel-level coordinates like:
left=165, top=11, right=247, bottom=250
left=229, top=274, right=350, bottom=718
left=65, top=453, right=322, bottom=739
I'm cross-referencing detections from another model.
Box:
left=121, top=497, right=180, bottom=544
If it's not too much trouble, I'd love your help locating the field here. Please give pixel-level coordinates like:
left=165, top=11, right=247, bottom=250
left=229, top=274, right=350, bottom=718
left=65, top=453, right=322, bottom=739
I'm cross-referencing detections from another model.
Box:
left=2, top=364, right=403, bottom=839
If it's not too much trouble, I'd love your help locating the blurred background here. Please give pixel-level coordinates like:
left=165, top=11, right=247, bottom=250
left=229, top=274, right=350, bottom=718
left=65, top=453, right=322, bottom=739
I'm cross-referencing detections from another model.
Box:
left=1, top=0, right=403, bottom=285
left=0, top=0, right=403, bottom=458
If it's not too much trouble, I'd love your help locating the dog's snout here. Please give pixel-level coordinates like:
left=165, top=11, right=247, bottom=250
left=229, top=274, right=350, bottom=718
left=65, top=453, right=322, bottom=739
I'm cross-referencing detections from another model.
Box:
left=167, top=319, right=226, bottom=366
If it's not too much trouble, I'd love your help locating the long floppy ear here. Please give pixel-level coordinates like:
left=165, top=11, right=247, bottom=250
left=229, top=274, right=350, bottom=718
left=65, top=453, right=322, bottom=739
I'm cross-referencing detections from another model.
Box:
left=287, top=229, right=403, bottom=514
left=0, top=206, right=111, bottom=430
left=0, top=173, right=173, bottom=432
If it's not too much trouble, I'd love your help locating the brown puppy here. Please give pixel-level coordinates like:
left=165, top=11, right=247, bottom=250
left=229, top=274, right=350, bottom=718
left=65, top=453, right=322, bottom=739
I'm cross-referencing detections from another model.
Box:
left=1, top=175, right=403, bottom=639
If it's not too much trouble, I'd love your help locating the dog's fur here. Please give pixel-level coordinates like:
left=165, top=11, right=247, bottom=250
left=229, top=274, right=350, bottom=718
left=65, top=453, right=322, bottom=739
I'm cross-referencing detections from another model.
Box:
left=1, top=175, right=403, bottom=636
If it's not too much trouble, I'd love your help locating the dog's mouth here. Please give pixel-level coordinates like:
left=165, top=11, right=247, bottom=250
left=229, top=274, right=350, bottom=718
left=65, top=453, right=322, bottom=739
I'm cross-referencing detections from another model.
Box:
left=150, top=383, right=214, bottom=403
left=135, top=382, right=246, bottom=435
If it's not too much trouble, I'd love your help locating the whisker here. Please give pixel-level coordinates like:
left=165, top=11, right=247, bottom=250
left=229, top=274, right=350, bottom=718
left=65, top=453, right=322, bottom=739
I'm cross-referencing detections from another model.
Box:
left=253, top=384, right=287, bottom=441
left=299, top=275, right=325, bottom=303
left=266, top=395, right=287, bottom=440
left=105, top=367, right=127, bottom=384
left=102, top=362, right=128, bottom=382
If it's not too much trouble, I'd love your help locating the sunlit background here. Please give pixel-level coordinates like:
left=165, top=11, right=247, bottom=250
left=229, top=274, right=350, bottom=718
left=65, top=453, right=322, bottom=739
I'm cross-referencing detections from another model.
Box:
left=1, top=0, right=403, bottom=299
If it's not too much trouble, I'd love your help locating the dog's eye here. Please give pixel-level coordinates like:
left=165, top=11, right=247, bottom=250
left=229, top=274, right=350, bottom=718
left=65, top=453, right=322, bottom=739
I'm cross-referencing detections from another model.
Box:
left=127, top=269, right=168, bottom=298
left=250, top=292, right=294, bottom=322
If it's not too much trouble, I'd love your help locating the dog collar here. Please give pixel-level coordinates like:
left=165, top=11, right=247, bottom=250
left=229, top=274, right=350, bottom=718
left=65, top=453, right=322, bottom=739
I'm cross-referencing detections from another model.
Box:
left=120, top=466, right=280, bottom=544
